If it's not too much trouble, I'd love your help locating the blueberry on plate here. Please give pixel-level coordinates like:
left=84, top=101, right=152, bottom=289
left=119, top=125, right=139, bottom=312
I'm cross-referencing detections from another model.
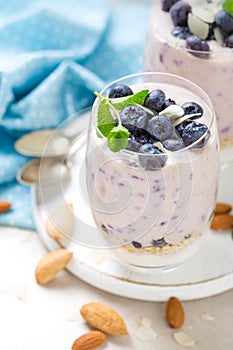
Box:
left=182, top=121, right=210, bottom=148
left=120, top=105, right=148, bottom=130
left=108, top=84, right=133, bottom=98
left=160, top=98, right=176, bottom=111
left=181, top=101, right=203, bottom=119
left=144, top=89, right=166, bottom=113
left=148, top=115, right=173, bottom=142
left=163, top=138, right=186, bottom=151
left=175, top=119, right=193, bottom=136
left=170, top=0, right=191, bottom=27
left=215, top=10, right=233, bottom=35
left=186, top=35, right=210, bottom=58
left=171, top=26, right=191, bottom=39
left=161, top=0, right=179, bottom=12
left=138, top=144, right=167, bottom=170
left=225, top=34, right=233, bottom=48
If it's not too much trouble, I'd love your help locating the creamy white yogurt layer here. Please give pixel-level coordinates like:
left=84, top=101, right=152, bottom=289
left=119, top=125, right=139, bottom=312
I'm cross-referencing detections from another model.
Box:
left=87, top=80, right=219, bottom=267
left=144, top=1, right=233, bottom=147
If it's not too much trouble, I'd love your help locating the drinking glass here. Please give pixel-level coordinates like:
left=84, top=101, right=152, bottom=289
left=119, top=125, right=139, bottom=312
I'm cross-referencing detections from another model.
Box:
left=86, top=72, right=220, bottom=267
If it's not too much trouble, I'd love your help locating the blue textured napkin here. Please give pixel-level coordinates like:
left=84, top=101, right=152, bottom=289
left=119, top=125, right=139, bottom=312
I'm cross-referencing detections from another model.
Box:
left=0, top=0, right=151, bottom=230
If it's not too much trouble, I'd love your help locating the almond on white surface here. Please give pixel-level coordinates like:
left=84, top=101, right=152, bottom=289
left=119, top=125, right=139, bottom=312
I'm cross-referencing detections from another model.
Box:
left=71, top=330, right=106, bottom=350
left=35, top=248, right=73, bottom=284
left=80, top=302, right=128, bottom=335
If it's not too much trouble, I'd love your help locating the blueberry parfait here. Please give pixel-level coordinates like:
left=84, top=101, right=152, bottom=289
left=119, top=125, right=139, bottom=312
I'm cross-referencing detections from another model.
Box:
left=87, top=73, right=219, bottom=267
left=144, top=0, right=233, bottom=150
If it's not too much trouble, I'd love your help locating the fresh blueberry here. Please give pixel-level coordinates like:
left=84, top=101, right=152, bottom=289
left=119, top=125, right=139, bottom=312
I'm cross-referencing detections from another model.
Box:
left=126, top=139, right=141, bottom=152
left=132, top=241, right=142, bottom=248
left=225, top=34, right=233, bottom=48
left=152, top=238, right=168, bottom=247
left=138, top=144, right=167, bottom=170
left=170, top=1, right=191, bottom=27
left=144, top=89, right=166, bottom=113
left=181, top=101, right=203, bottom=119
left=186, top=35, right=210, bottom=58
left=171, top=26, right=191, bottom=39
left=130, top=130, right=156, bottom=145
left=120, top=105, right=148, bottom=130
left=108, top=84, right=133, bottom=98
left=148, top=115, right=173, bottom=142
left=163, top=138, right=186, bottom=151
left=215, top=10, right=233, bottom=35
left=161, top=0, right=179, bottom=11
left=160, top=98, right=176, bottom=111
left=175, top=119, right=193, bottom=136
left=182, top=122, right=210, bottom=148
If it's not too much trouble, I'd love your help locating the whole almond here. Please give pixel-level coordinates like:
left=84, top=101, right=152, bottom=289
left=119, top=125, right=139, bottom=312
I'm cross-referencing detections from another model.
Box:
left=166, top=297, right=184, bottom=329
left=80, top=302, right=128, bottom=335
left=215, top=202, right=232, bottom=215
left=0, top=201, right=11, bottom=214
left=71, top=330, right=106, bottom=350
left=211, top=214, right=233, bottom=230
left=35, top=249, right=73, bottom=284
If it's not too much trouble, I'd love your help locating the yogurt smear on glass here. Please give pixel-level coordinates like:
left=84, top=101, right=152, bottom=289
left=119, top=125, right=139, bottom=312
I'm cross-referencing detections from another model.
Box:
left=144, top=0, right=233, bottom=162
left=86, top=72, right=219, bottom=267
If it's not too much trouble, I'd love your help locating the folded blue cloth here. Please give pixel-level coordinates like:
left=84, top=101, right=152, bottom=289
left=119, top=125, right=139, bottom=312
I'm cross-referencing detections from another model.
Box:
left=0, top=0, right=151, bottom=229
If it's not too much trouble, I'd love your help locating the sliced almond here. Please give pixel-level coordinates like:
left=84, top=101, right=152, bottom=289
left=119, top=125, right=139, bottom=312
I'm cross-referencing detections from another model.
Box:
left=214, top=27, right=224, bottom=46
left=215, top=203, right=232, bottom=215
left=80, top=302, right=128, bottom=335
left=173, top=331, right=195, bottom=346
left=35, top=249, right=73, bottom=284
left=71, top=330, right=106, bottom=350
left=0, top=201, right=11, bottom=214
left=210, top=214, right=233, bottom=230
left=188, top=13, right=209, bottom=40
left=159, top=105, right=184, bottom=118
left=192, top=7, right=215, bottom=23
left=166, top=297, right=185, bottom=329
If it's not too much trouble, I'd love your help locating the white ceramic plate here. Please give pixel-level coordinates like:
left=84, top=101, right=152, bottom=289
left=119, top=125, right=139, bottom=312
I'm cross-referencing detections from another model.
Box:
left=33, top=112, right=233, bottom=301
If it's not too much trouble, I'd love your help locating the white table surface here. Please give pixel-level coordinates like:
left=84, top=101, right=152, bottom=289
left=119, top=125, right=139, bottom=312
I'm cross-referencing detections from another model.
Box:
left=0, top=225, right=232, bottom=350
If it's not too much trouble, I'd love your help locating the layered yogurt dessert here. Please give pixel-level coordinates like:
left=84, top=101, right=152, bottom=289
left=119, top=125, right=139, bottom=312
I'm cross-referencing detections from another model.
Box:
left=86, top=72, right=219, bottom=267
left=144, top=0, right=233, bottom=158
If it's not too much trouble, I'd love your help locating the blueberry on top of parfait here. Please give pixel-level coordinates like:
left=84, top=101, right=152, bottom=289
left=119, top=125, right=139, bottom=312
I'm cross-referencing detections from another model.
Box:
left=148, top=115, right=173, bottom=142
left=225, top=33, right=233, bottom=48
left=144, top=89, right=166, bottom=113
left=181, top=101, right=203, bottom=119
left=163, top=138, right=186, bottom=151
left=161, top=0, right=179, bottom=12
left=160, top=98, right=177, bottom=111
left=120, top=105, right=149, bottom=130
left=181, top=121, right=209, bottom=148
left=186, top=35, right=210, bottom=58
left=170, top=0, right=192, bottom=27
left=138, top=144, right=167, bottom=170
left=215, top=10, right=233, bottom=35
left=171, top=26, right=191, bottom=39
left=108, top=84, right=133, bottom=98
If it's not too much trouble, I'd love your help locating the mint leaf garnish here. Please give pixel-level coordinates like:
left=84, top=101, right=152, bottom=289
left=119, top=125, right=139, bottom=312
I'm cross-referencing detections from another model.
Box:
left=97, top=98, right=115, bottom=137
left=223, top=0, right=233, bottom=16
left=94, top=89, right=149, bottom=152
left=107, top=126, right=130, bottom=152
left=111, top=90, right=149, bottom=111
